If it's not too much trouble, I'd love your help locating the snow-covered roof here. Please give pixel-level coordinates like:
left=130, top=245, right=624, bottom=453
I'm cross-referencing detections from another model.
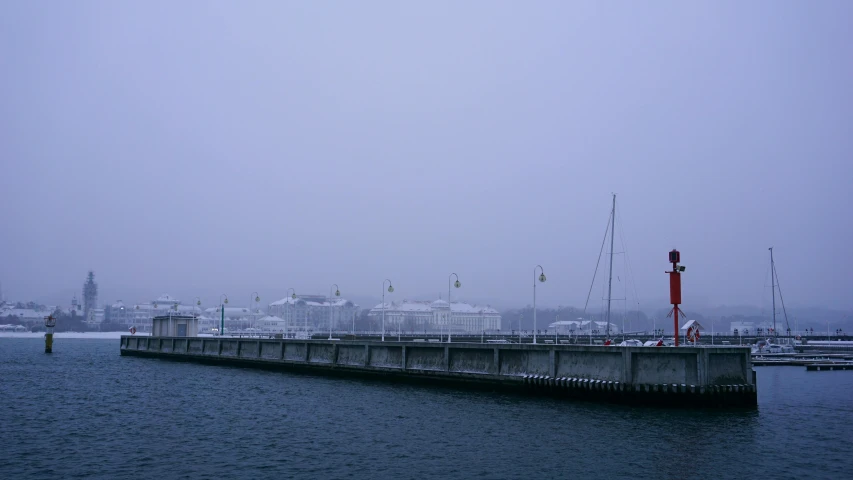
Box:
left=269, top=297, right=297, bottom=306
left=156, top=294, right=178, bottom=303
left=258, top=315, right=284, bottom=322
left=0, top=308, right=42, bottom=318
left=112, top=301, right=126, bottom=309
left=205, top=307, right=251, bottom=313
left=680, top=320, right=704, bottom=331
left=548, top=320, right=621, bottom=330
left=449, top=303, right=498, bottom=314
left=133, top=303, right=198, bottom=312
left=270, top=296, right=357, bottom=308
left=549, top=320, right=583, bottom=327
left=369, top=300, right=499, bottom=315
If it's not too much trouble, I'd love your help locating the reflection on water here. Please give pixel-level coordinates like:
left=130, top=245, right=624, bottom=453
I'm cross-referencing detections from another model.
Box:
left=1, top=339, right=851, bottom=479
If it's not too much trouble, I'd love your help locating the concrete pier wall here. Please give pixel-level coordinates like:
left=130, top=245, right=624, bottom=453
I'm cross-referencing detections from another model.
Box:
left=120, top=336, right=756, bottom=407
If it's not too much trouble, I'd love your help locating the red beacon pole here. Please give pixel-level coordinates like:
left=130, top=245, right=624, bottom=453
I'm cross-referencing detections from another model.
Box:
left=665, top=250, right=686, bottom=346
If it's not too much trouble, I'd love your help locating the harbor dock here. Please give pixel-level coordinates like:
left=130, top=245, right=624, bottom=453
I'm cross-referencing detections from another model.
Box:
left=120, top=336, right=756, bottom=407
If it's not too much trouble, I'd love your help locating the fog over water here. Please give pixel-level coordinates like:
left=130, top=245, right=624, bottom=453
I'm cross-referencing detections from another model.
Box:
left=1, top=1, right=851, bottom=311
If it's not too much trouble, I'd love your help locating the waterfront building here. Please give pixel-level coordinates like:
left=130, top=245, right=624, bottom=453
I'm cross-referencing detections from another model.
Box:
left=67, top=295, right=84, bottom=317
left=268, top=295, right=359, bottom=332
left=105, top=300, right=130, bottom=325
left=0, top=307, right=44, bottom=326
left=85, top=308, right=105, bottom=327
left=548, top=318, right=621, bottom=335
left=202, top=306, right=263, bottom=333
left=257, top=315, right=286, bottom=334
left=730, top=321, right=754, bottom=335
left=367, top=299, right=501, bottom=334
left=128, top=294, right=205, bottom=331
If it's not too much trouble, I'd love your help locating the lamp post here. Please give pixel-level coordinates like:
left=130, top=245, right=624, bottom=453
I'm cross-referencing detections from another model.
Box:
left=382, top=279, right=394, bottom=341
left=219, top=294, right=228, bottom=336
left=533, top=265, right=546, bottom=344
left=555, top=313, right=559, bottom=344
left=329, top=284, right=340, bottom=340
left=518, top=313, right=523, bottom=344
left=249, top=292, right=260, bottom=333
left=153, top=302, right=158, bottom=335
left=192, top=297, right=201, bottom=334
left=284, top=288, right=296, bottom=338
left=448, top=273, right=461, bottom=343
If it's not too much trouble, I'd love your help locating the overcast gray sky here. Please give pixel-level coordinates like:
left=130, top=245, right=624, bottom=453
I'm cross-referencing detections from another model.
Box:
left=1, top=1, right=851, bottom=311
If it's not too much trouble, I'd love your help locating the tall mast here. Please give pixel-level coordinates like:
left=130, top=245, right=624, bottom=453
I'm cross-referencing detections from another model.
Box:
left=769, top=247, right=776, bottom=338
left=605, top=194, right=616, bottom=338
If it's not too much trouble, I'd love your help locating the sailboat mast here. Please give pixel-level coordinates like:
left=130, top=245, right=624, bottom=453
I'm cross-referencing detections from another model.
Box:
left=770, top=247, right=777, bottom=338
left=606, top=194, right=616, bottom=338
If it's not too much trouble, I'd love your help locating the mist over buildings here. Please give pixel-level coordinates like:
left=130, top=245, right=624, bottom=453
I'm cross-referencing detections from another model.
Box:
left=1, top=1, right=851, bottom=313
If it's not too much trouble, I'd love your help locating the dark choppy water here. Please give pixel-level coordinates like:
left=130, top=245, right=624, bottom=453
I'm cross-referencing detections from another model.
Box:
left=2, top=339, right=853, bottom=480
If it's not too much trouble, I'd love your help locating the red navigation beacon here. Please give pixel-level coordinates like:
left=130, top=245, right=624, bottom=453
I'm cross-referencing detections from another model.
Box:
left=666, top=250, right=686, bottom=346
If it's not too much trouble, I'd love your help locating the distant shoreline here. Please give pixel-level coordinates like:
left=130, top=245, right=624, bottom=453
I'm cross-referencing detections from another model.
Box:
left=0, top=331, right=145, bottom=339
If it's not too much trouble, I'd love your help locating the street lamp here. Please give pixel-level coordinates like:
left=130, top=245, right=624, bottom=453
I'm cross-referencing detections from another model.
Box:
left=555, top=313, right=559, bottom=344
left=219, top=294, right=229, bottom=336
left=382, top=279, right=394, bottom=341
left=352, top=298, right=357, bottom=337
left=448, top=273, right=461, bottom=342
left=518, top=313, right=523, bottom=344
left=329, top=284, right=340, bottom=340
left=250, top=292, right=260, bottom=333
left=533, top=265, right=546, bottom=344
left=169, top=302, right=178, bottom=337
left=152, top=302, right=159, bottom=335
left=285, top=288, right=296, bottom=338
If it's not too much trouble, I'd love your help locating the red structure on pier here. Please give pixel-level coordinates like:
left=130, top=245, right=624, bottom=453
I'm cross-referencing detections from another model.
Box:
left=666, top=250, right=686, bottom=346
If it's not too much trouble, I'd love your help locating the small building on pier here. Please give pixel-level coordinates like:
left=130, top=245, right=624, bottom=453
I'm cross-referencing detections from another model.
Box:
left=152, top=315, right=198, bottom=337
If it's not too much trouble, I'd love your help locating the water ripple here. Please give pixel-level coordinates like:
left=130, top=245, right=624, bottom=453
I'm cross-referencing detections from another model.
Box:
left=1, top=339, right=852, bottom=479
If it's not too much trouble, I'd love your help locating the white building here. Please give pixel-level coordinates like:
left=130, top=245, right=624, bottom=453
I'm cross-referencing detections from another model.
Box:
left=256, top=315, right=286, bottom=334
left=367, top=299, right=501, bottom=334
left=0, top=307, right=44, bottom=326
left=268, top=295, right=359, bottom=332
left=107, top=300, right=130, bottom=324
left=128, top=295, right=205, bottom=331
left=548, top=318, right=621, bottom=335
left=66, top=296, right=84, bottom=317
left=85, top=308, right=105, bottom=326
left=730, top=321, right=754, bottom=335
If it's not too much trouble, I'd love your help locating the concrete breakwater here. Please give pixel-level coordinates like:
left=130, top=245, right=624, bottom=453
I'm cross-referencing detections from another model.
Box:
left=120, top=336, right=756, bottom=407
